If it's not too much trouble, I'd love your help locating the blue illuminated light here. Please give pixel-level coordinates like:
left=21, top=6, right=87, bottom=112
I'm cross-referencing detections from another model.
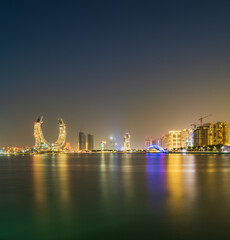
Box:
left=146, top=145, right=167, bottom=153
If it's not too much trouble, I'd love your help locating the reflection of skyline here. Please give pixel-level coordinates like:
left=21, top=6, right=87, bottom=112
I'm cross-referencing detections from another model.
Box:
left=32, top=154, right=72, bottom=211
left=30, top=153, right=230, bottom=230
left=32, top=154, right=47, bottom=208
left=56, top=154, right=71, bottom=207
left=145, top=154, right=197, bottom=218
left=4, top=153, right=230, bottom=240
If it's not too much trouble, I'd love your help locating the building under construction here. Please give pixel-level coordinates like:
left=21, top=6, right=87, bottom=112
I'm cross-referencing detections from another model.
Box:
left=194, top=122, right=229, bottom=147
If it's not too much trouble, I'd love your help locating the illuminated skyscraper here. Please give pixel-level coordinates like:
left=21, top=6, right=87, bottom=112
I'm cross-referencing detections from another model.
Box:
left=65, top=142, right=72, bottom=151
left=161, top=134, right=168, bottom=149
left=145, top=137, right=152, bottom=148
left=181, top=129, right=194, bottom=148
left=87, top=134, right=94, bottom=151
left=34, top=116, right=66, bottom=151
left=79, top=131, right=86, bottom=151
left=123, top=132, right=131, bottom=151
left=109, top=137, right=118, bottom=151
left=99, top=141, right=106, bottom=151
left=193, top=122, right=228, bottom=147
left=213, top=122, right=229, bottom=145
left=229, top=124, right=230, bottom=145
left=167, top=130, right=181, bottom=150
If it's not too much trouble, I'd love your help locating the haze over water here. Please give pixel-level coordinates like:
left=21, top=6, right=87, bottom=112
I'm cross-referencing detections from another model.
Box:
left=1, top=153, right=230, bottom=239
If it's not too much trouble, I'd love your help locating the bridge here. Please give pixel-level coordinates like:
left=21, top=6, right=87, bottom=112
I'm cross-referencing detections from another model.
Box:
left=34, top=116, right=66, bottom=151
left=146, top=145, right=167, bottom=153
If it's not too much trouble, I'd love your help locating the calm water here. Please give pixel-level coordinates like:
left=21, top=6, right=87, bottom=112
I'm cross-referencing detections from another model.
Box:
left=1, top=153, right=230, bottom=239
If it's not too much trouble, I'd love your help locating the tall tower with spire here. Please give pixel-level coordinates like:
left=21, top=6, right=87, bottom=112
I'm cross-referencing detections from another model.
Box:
left=123, top=131, right=131, bottom=151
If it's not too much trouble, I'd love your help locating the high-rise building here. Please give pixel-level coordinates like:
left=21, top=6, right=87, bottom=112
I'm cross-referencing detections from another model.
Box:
left=194, top=124, right=211, bottom=147
left=145, top=137, right=152, bottom=148
left=109, top=137, right=118, bottom=151
left=229, top=124, right=230, bottom=145
left=194, top=122, right=229, bottom=147
left=153, top=138, right=161, bottom=146
left=181, top=129, right=194, bottom=148
left=79, top=131, right=86, bottom=151
left=123, top=132, right=131, bottom=151
left=87, top=134, right=94, bottom=151
left=167, top=130, right=181, bottom=150
left=213, top=122, right=229, bottom=145
left=99, top=141, right=106, bottom=151
left=161, top=134, right=168, bottom=149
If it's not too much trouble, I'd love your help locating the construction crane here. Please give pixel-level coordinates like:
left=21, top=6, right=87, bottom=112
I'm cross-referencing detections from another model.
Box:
left=199, top=114, right=212, bottom=126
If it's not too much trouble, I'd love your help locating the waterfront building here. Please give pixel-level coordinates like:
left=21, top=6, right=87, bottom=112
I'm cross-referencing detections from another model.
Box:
left=145, top=137, right=152, bottom=148
left=229, top=124, right=230, bottom=145
left=167, top=130, right=181, bottom=150
left=99, top=141, right=106, bottom=151
left=161, top=134, right=168, bottom=149
left=123, top=132, right=131, bottom=151
left=194, top=125, right=210, bottom=147
left=34, top=116, right=66, bottom=151
left=79, top=131, right=86, bottom=151
left=65, top=142, right=72, bottom=151
left=194, top=122, right=228, bottom=147
left=181, top=129, right=194, bottom=148
left=153, top=138, right=161, bottom=146
left=109, top=137, right=118, bottom=151
left=213, top=122, right=229, bottom=145
left=87, top=134, right=94, bottom=151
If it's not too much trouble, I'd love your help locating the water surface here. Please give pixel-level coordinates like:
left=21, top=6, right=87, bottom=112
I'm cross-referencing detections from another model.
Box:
left=0, top=153, right=230, bottom=239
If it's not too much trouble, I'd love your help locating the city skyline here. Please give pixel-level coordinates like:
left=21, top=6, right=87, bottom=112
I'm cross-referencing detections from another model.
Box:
left=1, top=115, right=230, bottom=150
left=1, top=1, right=230, bottom=148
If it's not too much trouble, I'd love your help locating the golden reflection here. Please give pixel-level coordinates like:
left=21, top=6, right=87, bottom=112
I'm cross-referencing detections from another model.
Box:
left=56, top=154, right=70, bottom=206
left=121, top=153, right=134, bottom=202
left=32, top=154, right=46, bottom=207
left=167, top=155, right=184, bottom=211
left=166, top=155, right=196, bottom=214
left=100, top=153, right=109, bottom=205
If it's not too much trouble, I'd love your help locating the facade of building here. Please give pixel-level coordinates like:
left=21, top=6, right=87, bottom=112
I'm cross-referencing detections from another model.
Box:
left=181, top=129, right=194, bottom=148
left=167, top=130, right=182, bottom=150
left=99, top=141, right=106, bottom=151
left=194, top=125, right=210, bottom=147
left=145, top=137, right=152, bottom=148
left=213, top=122, right=229, bottom=145
left=194, top=122, right=229, bottom=147
left=87, top=134, right=94, bottom=151
left=65, top=142, right=72, bottom=151
left=109, top=137, right=118, bottom=151
left=161, top=134, right=168, bottom=149
left=79, top=131, right=86, bottom=151
left=34, top=116, right=66, bottom=151
left=153, top=138, right=161, bottom=146
left=229, top=124, right=230, bottom=145
left=123, top=132, right=131, bottom=151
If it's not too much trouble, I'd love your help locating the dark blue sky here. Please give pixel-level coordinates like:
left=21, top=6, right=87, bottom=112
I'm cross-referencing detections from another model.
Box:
left=1, top=0, right=230, bottom=148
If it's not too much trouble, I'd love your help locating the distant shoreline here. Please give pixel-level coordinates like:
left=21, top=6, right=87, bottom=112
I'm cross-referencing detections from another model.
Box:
left=1, top=151, right=230, bottom=155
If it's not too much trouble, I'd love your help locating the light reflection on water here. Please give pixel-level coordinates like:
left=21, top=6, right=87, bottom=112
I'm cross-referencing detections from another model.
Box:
left=1, top=153, right=230, bottom=239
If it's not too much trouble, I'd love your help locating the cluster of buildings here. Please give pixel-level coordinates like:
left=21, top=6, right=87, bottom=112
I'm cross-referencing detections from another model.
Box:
left=76, top=131, right=131, bottom=152
left=98, top=132, right=131, bottom=152
left=146, top=121, right=230, bottom=151
left=3, top=116, right=230, bottom=154
left=77, top=132, right=94, bottom=151
left=0, top=146, right=30, bottom=154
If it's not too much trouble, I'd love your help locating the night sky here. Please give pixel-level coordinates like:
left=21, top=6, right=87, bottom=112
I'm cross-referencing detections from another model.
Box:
left=1, top=0, right=230, bottom=148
